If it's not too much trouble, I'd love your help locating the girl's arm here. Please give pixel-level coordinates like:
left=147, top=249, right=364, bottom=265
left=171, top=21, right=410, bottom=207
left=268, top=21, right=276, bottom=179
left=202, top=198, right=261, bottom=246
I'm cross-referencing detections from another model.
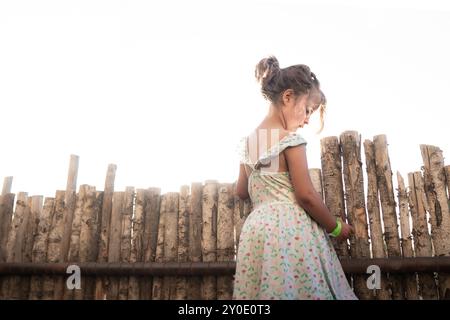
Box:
left=236, top=163, right=250, bottom=200
left=284, top=144, right=337, bottom=233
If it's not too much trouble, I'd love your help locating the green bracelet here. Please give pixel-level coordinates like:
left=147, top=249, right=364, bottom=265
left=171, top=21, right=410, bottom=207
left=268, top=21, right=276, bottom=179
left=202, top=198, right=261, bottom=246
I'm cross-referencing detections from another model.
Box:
left=329, top=219, right=342, bottom=237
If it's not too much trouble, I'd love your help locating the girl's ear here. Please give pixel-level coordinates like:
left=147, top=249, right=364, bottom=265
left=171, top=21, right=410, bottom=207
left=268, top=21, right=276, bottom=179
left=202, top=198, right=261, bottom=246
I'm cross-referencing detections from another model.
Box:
left=282, top=89, right=295, bottom=104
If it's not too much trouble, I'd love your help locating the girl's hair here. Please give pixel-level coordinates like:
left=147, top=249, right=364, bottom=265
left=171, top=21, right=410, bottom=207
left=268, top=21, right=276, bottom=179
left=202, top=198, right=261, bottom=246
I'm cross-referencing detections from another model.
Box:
left=255, top=55, right=327, bottom=133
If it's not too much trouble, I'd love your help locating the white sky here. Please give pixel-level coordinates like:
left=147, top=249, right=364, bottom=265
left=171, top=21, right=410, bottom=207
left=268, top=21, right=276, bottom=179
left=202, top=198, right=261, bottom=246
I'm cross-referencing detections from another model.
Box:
left=1, top=0, right=449, bottom=198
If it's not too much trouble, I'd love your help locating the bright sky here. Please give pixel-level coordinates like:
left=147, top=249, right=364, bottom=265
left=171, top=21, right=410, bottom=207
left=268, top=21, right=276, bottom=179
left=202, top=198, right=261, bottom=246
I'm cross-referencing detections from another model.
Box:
left=1, top=0, right=449, bottom=198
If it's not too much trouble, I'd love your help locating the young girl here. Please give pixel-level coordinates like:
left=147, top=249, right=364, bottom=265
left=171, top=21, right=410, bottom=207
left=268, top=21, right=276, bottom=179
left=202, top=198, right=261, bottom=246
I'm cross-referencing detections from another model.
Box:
left=233, top=55, right=357, bottom=300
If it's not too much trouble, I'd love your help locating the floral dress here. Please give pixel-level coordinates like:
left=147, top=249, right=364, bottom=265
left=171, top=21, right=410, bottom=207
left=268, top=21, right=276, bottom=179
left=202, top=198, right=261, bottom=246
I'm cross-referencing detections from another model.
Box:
left=233, top=131, right=357, bottom=300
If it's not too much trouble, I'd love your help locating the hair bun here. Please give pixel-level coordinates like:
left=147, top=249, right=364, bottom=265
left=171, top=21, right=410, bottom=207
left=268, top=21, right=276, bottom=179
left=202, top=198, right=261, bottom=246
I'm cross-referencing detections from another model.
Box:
left=255, top=55, right=280, bottom=86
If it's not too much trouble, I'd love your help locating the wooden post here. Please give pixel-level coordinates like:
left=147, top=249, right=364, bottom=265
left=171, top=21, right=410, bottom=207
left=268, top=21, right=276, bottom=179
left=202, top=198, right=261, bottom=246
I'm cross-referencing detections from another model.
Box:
left=162, top=192, right=179, bottom=300
left=141, top=188, right=161, bottom=300
left=363, top=140, right=386, bottom=259
left=95, top=164, right=116, bottom=300
left=16, top=195, right=33, bottom=299
left=309, top=169, right=324, bottom=200
left=1, top=177, right=13, bottom=196
left=106, top=191, right=124, bottom=300
left=420, top=145, right=450, bottom=299
left=29, top=198, right=55, bottom=300
left=373, top=134, right=404, bottom=299
left=78, top=187, right=103, bottom=300
left=217, top=183, right=234, bottom=300
left=61, top=155, right=79, bottom=264
left=201, top=180, right=218, bottom=300
left=320, top=136, right=349, bottom=258
left=128, top=189, right=146, bottom=300
left=188, top=182, right=203, bottom=300
left=20, top=196, right=43, bottom=299
left=45, top=191, right=66, bottom=299
left=152, top=193, right=166, bottom=300
left=363, top=140, right=391, bottom=300
left=175, top=185, right=190, bottom=300
left=0, top=190, right=15, bottom=300
left=65, top=185, right=92, bottom=300
left=397, top=172, right=419, bottom=299
left=2, top=192, right=29, bottom=299
left=408, top=172, right=438, bottom=299
left=118, top=187, right=134, bottom=300
left=25, top=197, right=43, bottom=261
left=0, top=188, right=15, bottom=263
left=340, top=131, right=371, bottom=299
left=0, top=190, right=15, bottom=299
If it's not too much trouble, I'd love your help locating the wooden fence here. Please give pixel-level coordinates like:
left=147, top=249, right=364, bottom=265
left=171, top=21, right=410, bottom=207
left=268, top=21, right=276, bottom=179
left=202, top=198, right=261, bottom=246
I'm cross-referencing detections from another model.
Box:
left=0, top=131, right=449, bottom=300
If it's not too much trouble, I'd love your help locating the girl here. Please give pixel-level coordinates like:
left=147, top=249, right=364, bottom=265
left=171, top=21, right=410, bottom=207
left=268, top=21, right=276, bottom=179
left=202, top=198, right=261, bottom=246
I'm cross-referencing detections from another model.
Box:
left=233, top=55, right=357, bottom=300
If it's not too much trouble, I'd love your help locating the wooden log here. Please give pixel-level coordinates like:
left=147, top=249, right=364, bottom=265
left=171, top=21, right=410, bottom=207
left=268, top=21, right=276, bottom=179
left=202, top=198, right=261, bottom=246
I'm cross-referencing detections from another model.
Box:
left=45, top=191, right=66, bottom=299
left=340, top=131, right=371, bottom=300
left=4, top=195, right=29, bottom=259
left=92, top=191, right=103, bottom=296
left=20, top=196, right=43, bottom=299
left=128, top=189, right=146, bottom=300
left=309, top=169, right=324, bottom=200
left=0, top=193, right=15, bottom=263
left=78, top=188, right=103, bottom=300
left=152, top=193, right=166, bottom=300
left=420, top=144, right=450, bottom=299
left=408, top=172, right=438, bottom=299
left=320, top=136, right=350, bottom=258
left=363, top=140, right=391, bottom=300
left=141, top=188, right=161, bottom=300
left=106, top=192, right=124, bottom=300
left=217, top=183, right=234, bottom=300
left=61, top=155, right=79, bottom=264
left=1, top=177, right=13, bottom=196
left=162, top=192, right=179, bottom=300
left=14, top=195, right=33, bottom=299
left=397, top=172, right=419, bottom=299
left=95, top=163, right=116, bottom=300
left=363, top=140, right=386, bottom=259
left=175, top=185, right=190, bottom=300
left=66, top=155, right=79, bottom=195
left=2, top=192, right=29, bottom=299
left=373, top=134, right=404, bottom=299
left=0, top=192, right=15, bottom=299
left=118, top=187, right=134, bottom=300
left=65, top=185, right=91, bottom=300
left=188, top=182, right=203, bottom=300
left=25, top=197, right=43, bottom=261
left=29, top=198, right=55, bottom=300
left=201, top=180, right=218, bottom=300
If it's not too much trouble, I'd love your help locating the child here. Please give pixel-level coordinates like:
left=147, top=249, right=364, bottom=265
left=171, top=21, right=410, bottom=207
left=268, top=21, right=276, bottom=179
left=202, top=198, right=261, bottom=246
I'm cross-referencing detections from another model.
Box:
left=233, top=55, right=357, bottom=300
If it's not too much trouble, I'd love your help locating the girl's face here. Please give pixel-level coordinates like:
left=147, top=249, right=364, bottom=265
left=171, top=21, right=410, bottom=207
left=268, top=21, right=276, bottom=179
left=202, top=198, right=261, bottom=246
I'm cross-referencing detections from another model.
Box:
left=293, top=94, right=313, bottom=128
left=283, top=90, right=317, bottom=129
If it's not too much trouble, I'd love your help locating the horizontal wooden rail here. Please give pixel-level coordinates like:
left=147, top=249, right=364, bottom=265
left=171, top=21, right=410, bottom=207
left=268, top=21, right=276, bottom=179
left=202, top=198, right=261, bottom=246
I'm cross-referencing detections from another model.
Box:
left=1, top=257, right=450, bottom=276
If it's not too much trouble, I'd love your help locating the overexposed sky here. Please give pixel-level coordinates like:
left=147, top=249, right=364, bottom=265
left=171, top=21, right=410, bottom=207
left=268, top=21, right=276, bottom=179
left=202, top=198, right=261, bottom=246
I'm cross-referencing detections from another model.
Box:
left=1, top=0, right=449, bottom=198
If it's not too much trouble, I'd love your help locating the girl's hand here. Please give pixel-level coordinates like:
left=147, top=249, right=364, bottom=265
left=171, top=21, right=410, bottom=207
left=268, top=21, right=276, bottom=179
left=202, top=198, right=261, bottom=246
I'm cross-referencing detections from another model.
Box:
left=336, top=222, right=354, bottom=242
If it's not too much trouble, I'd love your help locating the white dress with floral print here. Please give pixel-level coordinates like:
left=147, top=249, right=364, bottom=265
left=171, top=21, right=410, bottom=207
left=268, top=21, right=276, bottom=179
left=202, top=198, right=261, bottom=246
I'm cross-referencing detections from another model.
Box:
left=232, top=132, right=357, bottom=300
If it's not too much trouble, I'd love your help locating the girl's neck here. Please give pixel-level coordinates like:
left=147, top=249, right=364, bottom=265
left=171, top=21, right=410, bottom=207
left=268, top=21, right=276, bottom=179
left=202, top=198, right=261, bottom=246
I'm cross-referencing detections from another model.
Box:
left=264, top=104, right=296, bottom=132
